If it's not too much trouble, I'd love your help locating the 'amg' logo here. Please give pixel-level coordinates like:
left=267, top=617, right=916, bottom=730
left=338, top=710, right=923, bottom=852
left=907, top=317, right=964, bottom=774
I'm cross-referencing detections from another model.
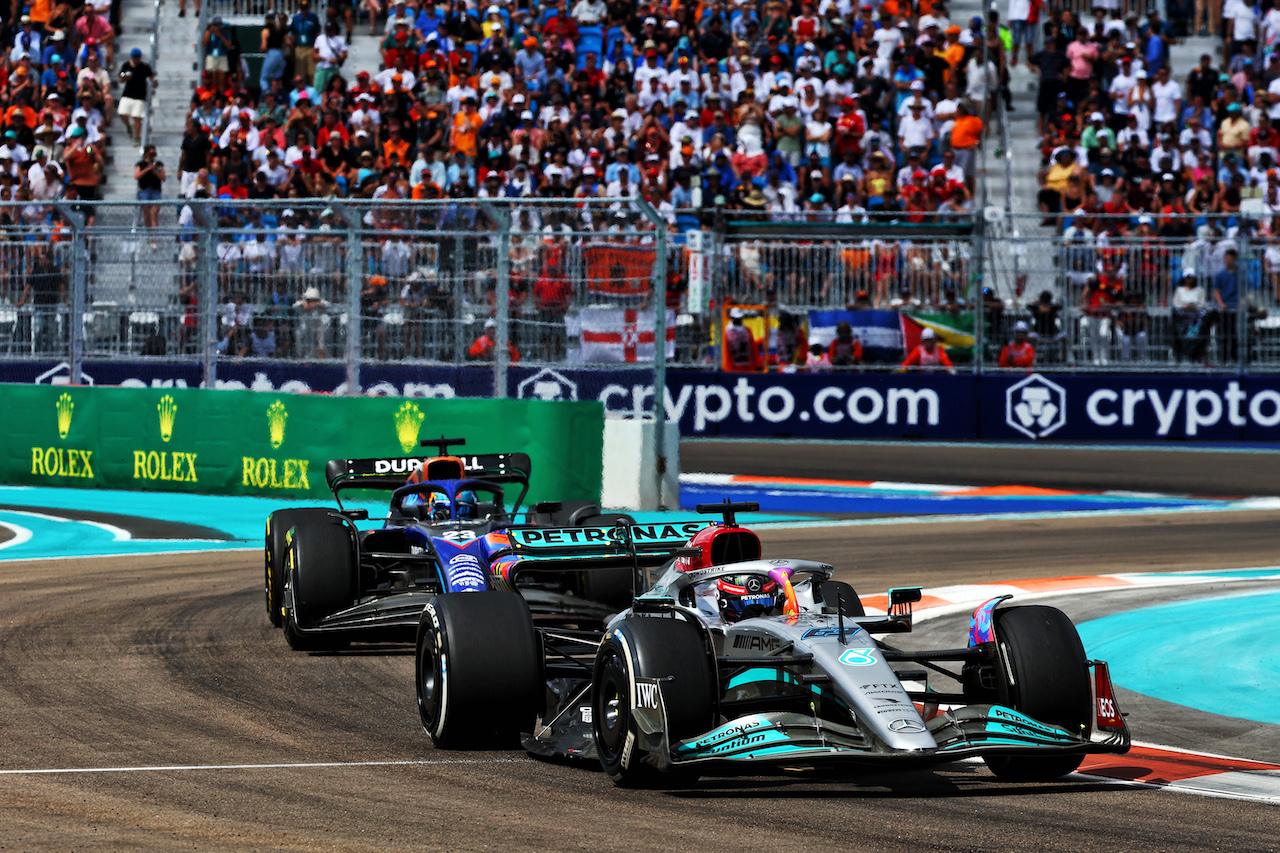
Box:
left=635, top=682, right=660, bottom=709
left=732, top=635, right=781, bottom=652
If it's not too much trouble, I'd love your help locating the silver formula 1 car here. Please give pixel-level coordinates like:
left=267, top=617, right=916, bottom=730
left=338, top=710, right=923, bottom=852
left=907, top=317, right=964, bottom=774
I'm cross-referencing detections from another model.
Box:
left=514, top=504, right=1132, bottom=786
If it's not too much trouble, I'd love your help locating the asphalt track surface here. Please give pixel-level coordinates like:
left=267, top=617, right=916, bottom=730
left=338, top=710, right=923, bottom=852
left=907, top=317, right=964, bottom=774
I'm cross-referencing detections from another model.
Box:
left=1, top=447, right=1278, bottom=850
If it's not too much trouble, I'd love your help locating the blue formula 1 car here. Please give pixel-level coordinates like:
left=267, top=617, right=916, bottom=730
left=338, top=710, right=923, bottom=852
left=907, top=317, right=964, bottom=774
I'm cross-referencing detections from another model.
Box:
left=263, top=438, right=634, bottom=652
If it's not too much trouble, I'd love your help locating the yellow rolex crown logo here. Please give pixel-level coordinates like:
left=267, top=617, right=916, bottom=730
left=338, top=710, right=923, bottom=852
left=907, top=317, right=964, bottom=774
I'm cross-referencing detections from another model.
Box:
left=394, top=401, right=425, bottom=453
left=267, top=400, right=288, bottom=449
left=56, top=393, right=74, bottom=440
left=157, top=395, right=178, bottom=443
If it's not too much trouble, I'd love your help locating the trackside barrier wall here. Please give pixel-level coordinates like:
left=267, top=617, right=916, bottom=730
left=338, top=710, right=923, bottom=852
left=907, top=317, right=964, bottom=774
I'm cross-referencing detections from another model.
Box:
left=5, top=364, right=1280, bottom=443
left=4, top=385, right=603, bottom=502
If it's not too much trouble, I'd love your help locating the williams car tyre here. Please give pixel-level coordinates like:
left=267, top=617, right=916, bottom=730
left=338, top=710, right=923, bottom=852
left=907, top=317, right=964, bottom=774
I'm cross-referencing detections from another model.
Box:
left=984, top=605, right=1093, bottom=781
left=416, top=592, right=542, bottom=749
left=264, top=508, right=314, bottom=628
left=592, top=617, right=716, bottom=788
left=282, top=511, right=357, bottom=652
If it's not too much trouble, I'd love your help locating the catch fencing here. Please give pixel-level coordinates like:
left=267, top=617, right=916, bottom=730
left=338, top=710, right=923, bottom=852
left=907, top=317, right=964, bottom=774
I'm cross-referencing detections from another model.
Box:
left=1, top=202, right=1279, bottom=401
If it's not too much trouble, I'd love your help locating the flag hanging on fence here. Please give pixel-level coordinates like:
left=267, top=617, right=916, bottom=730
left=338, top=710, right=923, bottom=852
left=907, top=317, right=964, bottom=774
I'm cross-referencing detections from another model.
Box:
left=807, top=310, right=905, bottom=363
left=906, top=312, right=976, bottom=351
left=582, top=244, right=656, bottom=297
left=579, top=307, right=677, bottom=363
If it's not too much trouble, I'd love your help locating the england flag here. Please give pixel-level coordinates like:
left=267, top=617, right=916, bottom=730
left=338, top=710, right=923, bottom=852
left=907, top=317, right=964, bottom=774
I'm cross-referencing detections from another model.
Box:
left=580, top=308, right=677, bottom=363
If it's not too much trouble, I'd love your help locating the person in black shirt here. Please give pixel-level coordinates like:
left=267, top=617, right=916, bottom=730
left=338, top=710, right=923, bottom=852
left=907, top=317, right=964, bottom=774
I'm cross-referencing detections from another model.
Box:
left=117, top=47, right=155, bottom=141
left=16, top=244, right=66, bottom=354
left=1028, top=38, right=1068, bottom=133
left=698, top=16, right=731, bottom=63
left=179, top=117, right=212, bottom=198
left=135, top=144, right=166, bottom=229
left=1186, top=53, right=1218, bottom=104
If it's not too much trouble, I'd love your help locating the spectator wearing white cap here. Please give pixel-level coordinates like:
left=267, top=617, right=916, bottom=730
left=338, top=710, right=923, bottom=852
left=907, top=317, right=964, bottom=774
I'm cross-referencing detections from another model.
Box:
left=1081, top=112, right=1116, bottom=160
left=898, top=100, right=936, bottom=153
left=998, top=321, right=1036, bottom=368
left=897, top=80, right=935, bottom=120
left=1108, top=57, right=1138, bottom=124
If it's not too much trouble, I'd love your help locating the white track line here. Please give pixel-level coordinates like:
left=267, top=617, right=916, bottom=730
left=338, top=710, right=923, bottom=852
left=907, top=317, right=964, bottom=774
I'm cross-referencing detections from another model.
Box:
left=0, top=508, right=131, bottom=541
left=0, top=758, right=525, bottom=775
left=0, top=520, right=33, bottom=551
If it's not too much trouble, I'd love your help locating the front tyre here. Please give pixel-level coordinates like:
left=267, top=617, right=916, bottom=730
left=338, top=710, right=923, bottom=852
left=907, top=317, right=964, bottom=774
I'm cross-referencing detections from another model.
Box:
left=264, top=508, right=312, bottom=628
left=282, top=511, right=357, bottom=652
left=415, top=592, right=542, bottom=749
left=983, top=605, right=1092, bottom=781
left=593, top=618, right=715, bottom=787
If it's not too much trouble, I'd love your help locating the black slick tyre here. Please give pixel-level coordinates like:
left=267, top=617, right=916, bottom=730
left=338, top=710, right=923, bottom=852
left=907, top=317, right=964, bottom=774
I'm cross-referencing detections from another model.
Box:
left=592, top=617, right=715, bottom=788
left=264, top=508, right=312, bottom=628
left=984, top=605, right=1092, bottom=781
left=416, top=592, right=542, bottom=749
left=282, top=511, right=357, bottom=652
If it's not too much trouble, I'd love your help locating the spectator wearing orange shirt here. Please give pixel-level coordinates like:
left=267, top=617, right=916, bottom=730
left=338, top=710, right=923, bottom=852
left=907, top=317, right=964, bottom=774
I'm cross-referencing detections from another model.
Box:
left=468, top=318, right=521, bottom=362
left=901, top=328, right=955, bottom=372
left=450, top=97, right=482, bottom=163
left=949, top=102, right=983, bottom=191
left=998, top=322, right=1036, bottom=368
left=63, top=125, right=104, bottom=223
left=382, top=125, right=409, bottom=169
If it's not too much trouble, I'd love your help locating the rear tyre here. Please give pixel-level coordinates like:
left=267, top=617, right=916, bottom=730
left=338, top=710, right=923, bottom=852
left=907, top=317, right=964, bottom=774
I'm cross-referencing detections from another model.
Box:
left=283, top=511, right=357, bottom=652
left=264, top=508, right=313, bottom=628
left=983, top=605, right=1092, bottom=781
left=593, top=617, right=715, bottom=788
left=416, top=592, right=542, bottom=749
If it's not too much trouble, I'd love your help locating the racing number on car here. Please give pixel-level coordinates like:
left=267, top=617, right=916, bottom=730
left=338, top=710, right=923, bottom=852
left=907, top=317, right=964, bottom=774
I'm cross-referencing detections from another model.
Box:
left=838, top=648, right=878, bottom=667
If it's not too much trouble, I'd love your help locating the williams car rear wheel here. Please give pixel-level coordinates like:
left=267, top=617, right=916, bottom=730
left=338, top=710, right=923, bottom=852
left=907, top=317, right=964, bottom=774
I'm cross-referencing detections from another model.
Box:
left=415, top=592, right=542, bottom=749
left=282, top=511, right=357, bottom=652
left=984, top=605, right=1092, bottom=782
left=592, top=617, right=715, bottom=788
left=265, top=508, right=312, bottom=628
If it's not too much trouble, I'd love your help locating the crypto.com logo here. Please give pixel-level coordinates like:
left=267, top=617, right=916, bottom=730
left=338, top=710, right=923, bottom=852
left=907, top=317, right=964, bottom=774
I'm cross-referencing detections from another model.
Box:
left=517, top=368, right=578, bottom=402
left=1005, top=374, right=1067, bottom=439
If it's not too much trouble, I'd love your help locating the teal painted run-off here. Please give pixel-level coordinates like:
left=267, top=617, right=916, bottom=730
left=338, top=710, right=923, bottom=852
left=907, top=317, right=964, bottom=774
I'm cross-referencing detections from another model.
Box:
left=1078, top=590, right=1280, bottom=726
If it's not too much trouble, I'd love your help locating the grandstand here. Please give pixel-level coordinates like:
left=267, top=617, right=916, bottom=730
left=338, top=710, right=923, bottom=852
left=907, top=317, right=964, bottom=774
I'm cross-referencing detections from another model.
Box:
left=0, top=0, right=1268, bottom=372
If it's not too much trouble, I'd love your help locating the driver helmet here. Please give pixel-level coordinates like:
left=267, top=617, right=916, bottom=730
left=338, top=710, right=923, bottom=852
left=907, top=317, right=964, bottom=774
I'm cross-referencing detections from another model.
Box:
left=716, top=574, right=781, bottom=622
left=428, top=493, right=452, bottom=521
left=401, top=466, right=433, bottom=513
left=455, top=489, right=478, bottom=520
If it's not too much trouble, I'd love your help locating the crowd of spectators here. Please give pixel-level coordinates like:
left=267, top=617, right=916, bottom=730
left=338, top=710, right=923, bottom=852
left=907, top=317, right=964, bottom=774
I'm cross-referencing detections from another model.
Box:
left=179, top=0, right=1004, bottom=224
left=0, top=0, right=155, bottom=228
left=1021, top=2, right=1280, bottom=366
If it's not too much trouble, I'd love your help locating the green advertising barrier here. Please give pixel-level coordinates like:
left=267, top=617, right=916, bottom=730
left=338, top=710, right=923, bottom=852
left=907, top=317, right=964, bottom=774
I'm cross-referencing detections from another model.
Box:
left=4, top=386, right=603, bottom=503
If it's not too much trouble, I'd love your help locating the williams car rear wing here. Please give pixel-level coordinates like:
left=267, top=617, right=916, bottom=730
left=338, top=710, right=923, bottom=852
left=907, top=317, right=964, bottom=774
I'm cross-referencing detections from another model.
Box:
left=324, top=451, right=532, bottom=510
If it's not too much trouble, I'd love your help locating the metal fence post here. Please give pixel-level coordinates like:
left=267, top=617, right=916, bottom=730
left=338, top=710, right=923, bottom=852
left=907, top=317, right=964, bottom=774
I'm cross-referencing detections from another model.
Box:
left=637, top=198, right=669, bottom=509
left=480, top=202, right=511, bottom=399
left=973, top=218, right=985, bottom=375
left=55, top=203, right=85, bottom=384
left=334, top=204, right=363, bottom=394
left=1239, top=226, right=1250, bottom=377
